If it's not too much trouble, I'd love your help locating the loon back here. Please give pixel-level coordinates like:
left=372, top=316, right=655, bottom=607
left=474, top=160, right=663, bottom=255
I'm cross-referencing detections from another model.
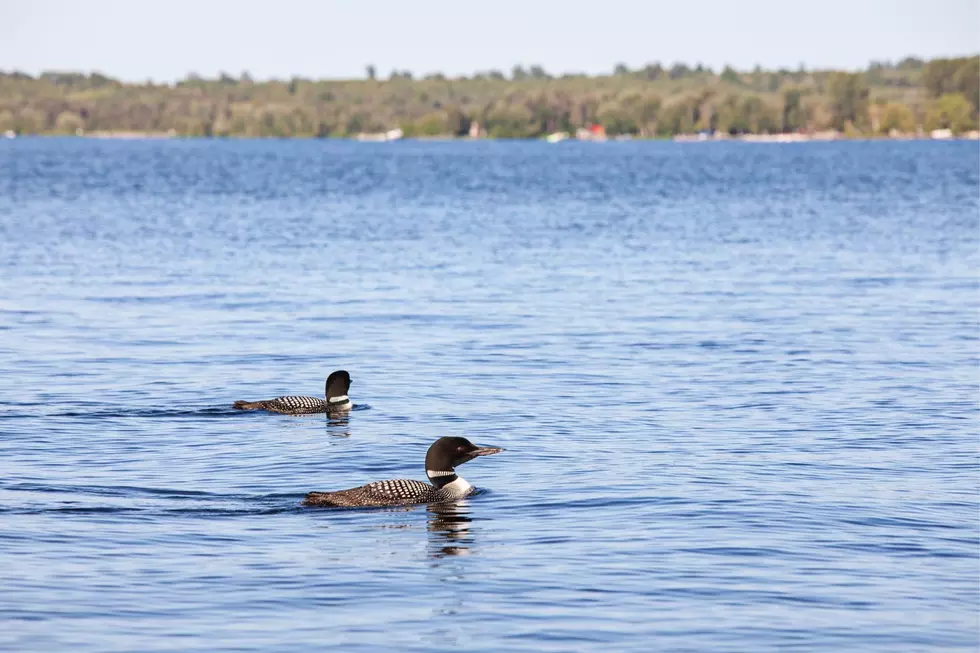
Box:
left=303, top=478, right=472, bottom=508
left=233, top=395, right=348, bottom=414
left=302, top=436, right=504, bottom=509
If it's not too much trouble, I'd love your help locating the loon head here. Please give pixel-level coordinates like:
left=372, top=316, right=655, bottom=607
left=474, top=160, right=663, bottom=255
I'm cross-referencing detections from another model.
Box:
left=425, top=436, right=504, bottom=488
left=324, top=370, right=352, bottom=404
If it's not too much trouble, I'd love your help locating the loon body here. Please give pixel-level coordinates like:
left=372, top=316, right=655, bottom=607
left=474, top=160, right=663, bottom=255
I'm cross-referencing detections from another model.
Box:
left=303, top=436, right=504, bottom=508
left=233, top=370, right=353, bottom=416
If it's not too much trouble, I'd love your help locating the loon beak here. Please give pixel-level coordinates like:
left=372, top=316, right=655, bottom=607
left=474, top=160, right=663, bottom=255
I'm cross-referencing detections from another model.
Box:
left=470, top=446, right=504, bottom=457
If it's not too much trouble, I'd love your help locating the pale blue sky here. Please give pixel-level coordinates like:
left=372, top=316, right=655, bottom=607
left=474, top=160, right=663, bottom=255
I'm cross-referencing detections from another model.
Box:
left=2, top=0, right=977, bottom=81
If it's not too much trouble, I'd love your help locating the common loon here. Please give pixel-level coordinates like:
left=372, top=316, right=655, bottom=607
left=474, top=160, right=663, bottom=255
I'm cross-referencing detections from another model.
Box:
left=233, top=370, right=353, bottom=415
left=303, top=436, right=504, bottom=508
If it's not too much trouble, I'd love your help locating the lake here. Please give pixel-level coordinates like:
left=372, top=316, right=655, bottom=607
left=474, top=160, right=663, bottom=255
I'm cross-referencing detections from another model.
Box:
left=0, top=138, right=977, bottom=652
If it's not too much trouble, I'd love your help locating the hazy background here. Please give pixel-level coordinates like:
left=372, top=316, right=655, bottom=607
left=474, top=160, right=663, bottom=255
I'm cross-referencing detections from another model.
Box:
left=2, top=0, right=978, bottom=80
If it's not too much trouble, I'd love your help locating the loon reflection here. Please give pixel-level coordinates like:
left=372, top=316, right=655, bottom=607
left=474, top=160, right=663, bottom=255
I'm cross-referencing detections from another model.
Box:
left=427, top=501, right=474, bottom=558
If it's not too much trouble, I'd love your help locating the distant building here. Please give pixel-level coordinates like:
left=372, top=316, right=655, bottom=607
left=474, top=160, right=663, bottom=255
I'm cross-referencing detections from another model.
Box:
left=576, top=124, right=607, bottom=142
left=356, top=127, right=403, bottom=142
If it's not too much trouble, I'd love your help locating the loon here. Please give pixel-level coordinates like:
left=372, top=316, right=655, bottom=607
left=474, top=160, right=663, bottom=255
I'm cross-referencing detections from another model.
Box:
left=303, top=436, right=504, bottom=508
left=233, top=370, right=353, bottom=415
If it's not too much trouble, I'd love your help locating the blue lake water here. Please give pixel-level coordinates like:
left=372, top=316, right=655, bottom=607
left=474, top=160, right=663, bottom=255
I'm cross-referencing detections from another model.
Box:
left=0, top=138, right=977, bottom=652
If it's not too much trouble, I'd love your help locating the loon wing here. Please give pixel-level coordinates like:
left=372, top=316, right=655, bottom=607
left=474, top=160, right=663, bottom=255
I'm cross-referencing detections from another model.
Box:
left=233, top=395, right=326, bottom=414
left=303, top=479, right=439, bottom=507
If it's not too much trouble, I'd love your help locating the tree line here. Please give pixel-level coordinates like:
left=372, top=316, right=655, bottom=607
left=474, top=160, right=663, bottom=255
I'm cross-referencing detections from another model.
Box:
left=0, top=56, right=976, bottom=138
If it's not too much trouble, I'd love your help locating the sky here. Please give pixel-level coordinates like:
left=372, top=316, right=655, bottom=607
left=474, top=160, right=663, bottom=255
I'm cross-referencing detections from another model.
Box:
left=2, top=0, right=977, bottom=82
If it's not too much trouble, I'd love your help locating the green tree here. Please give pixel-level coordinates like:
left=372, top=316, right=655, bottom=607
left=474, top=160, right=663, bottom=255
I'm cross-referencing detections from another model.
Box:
left=952, top=57, right=979, bottom=112
left=635, top=95, right=661, bottom=136
left=54, top=110, right=84, bottom=134
left=879, top=103, right=915, bottom=134
left=720, top=66, right=741, bottom=84
left=827, top=72, right=869, bottom=130
left=445, top=106, right=470, bottom=136
left=642, top=63, right=664, bottom=80
left=668, top=63, right=691, bottom=79
left=597, top=100, right=638, bottom=135
left=659, top=98, right=696, bottom=135
left=781, top=88, right=804, bottom=131
left=16, top=107, right=47, bottom=133
left=923, top=58, right=959, bottom=97
left=417, top=112, right=446, bottom=135
left=922, top=56, right=979, bottom=112
left=0, top=109, right=14, bottom=132
left=529, top=65, right=549, bottom=79
left=925, top=93, right=976, bottom=133
left=344, top=112, right=366, bottom=135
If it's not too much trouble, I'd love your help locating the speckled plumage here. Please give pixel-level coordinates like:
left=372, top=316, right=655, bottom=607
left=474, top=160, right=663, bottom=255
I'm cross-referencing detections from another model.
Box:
left=234, top=396, right=349, bottom=415
left=304, top=478, right=464, bottom=507
left=233, top=370, right=352, bottom=416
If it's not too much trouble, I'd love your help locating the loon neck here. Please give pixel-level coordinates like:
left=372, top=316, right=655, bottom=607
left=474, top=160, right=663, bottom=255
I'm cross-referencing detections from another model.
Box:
left=327, top=395, right=350, bottom=406
left=426, top=468, right=458, bottom=489
left=427, top=470, right=473, bottom=496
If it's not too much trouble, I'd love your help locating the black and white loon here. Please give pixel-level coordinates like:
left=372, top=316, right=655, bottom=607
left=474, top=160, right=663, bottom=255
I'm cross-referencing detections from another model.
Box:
left=233, top=370, right=353, bottom=415
left=303, top=436, right=504, bottom=508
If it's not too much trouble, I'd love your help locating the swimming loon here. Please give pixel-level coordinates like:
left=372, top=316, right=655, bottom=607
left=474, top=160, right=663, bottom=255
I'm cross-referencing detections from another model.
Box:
left=303, top=436, right=504, bottom=508
left=233, top=370, right=353, bottom=415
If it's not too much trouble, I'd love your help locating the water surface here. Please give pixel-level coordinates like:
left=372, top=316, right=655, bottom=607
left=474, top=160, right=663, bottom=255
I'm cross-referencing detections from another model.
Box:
left=0, top=139, right=977, bottom=652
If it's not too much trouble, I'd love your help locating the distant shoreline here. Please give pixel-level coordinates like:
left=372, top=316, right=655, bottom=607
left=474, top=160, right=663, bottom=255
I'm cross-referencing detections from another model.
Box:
left=6, top=130, right=977, bottom=142
left=3, top=56, right=976, bottom=141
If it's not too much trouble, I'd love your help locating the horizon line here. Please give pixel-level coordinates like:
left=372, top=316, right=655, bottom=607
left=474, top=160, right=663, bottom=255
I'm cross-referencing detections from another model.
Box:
left=4, top=52, right=979, bottom=85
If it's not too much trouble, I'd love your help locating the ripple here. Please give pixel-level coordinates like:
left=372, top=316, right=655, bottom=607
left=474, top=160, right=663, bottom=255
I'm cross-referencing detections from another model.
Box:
left=0, top=139, right=976, bottom=653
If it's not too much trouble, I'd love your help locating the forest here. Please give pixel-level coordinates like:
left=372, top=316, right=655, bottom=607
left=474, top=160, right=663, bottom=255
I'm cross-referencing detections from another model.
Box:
left=0, top=56, right=976, bottom=139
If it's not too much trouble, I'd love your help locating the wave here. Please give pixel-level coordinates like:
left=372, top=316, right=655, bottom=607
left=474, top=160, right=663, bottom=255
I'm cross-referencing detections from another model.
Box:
left=0, top=403, right=373, bottom=420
